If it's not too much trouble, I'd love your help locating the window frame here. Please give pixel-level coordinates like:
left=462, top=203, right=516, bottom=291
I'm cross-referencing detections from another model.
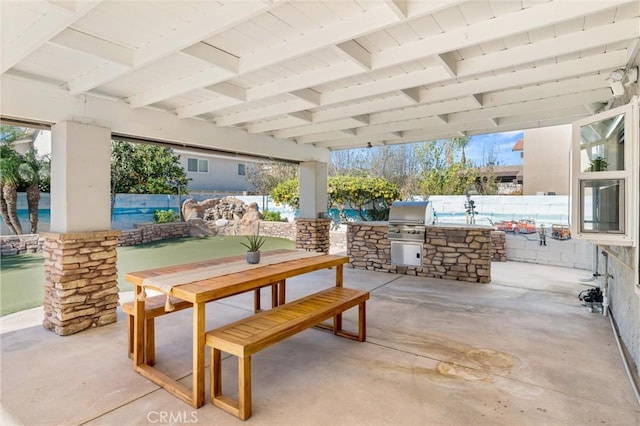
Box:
left=570, top=99, right=638, bottom=246
left=187, top=157, right=209, bottom=173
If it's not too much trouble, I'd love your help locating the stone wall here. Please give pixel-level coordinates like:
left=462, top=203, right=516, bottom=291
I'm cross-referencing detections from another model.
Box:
left=42, top=231, right=121, bottom=336
left=295, top=218, right=331, bottom=253
left=491, top=231, right=507, bottom=261
left=118, top=222, right=191, bottom=246
left=259, top=221, right=296, bottom=241
left=347, top=223, right=492, bottom=283
left=0, top=234, right=44, bottom=255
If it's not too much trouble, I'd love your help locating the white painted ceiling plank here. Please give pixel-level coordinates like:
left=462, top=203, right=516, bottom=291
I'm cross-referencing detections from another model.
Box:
left=373, top=0, right=629, bottom=70
left=181, top=43, right=239, bottom=73
left=215, top=98, right=317, bottom=127
left=1, top=0, right=101, bottom=74
left=274, top=117, right=370, bottom=139
left=419, top=50, right=628, bottom=104
left=49, top=28, right=133, bottom=66
left=128, top=67, right=237, bottom=108
left=457, top=18, right=639, bottom=77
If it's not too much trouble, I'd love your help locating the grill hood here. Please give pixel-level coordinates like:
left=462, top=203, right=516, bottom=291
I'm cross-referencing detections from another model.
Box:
left=388, top=201, right=434, bottom=225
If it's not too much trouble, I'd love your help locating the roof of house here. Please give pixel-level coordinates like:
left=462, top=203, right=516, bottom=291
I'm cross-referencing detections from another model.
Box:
left=512, top=139, right=524, bottom=152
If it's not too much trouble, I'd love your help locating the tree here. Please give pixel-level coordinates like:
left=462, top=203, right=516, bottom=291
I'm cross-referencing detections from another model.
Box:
left=110, top=141, right=188, bottom=211
left=0, top=142, right=23, bottom=234
left=269, top=179, right=300, bottom=209
left=18, top=148, right=50, bottom=233
left=328, top=175, right=400, bottom=221
left=270, top=175, right=400, bottom=222
left=244, top=162, right=298, bottom=195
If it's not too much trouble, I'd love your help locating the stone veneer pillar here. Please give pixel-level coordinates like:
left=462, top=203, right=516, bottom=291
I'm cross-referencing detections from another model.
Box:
left=42, top=230, right=121, bottom=336
left=295, top=218, right=331, bottom=253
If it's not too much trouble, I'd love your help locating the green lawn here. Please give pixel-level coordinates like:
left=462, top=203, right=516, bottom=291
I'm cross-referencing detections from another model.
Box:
left=0, top=236, right=295, bottom=316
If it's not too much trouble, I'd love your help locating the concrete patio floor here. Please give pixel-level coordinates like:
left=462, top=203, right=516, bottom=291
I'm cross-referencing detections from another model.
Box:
left=1, top=260, right=639, bottom=425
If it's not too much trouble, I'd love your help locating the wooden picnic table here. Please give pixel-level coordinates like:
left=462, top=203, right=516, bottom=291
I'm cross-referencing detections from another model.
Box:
left=124, top=249, right=349, bottom=408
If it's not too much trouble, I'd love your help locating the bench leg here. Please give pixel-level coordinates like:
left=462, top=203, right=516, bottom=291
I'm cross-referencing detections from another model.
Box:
left=146, top=318, right=155, bottom=366
left=210, top=350, right=253, bottom=420
left=239, top=356, right=252, bottom=420
left=334, top=301, right=367, bottom=342
left=128, top=314, right=134, bottom=359
left=211, top=348, right=221, bottom=400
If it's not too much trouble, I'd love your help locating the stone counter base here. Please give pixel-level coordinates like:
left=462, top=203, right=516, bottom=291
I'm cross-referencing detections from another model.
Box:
left=348, top=224, right=491, bottom=283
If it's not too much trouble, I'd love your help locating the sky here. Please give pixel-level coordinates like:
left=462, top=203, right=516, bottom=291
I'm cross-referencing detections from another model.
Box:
left=465, top=131, right=523, bottom=166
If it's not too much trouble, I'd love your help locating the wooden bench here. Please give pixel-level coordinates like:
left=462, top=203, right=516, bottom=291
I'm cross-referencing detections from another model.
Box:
left=122, top=283, right=283, bottom=365
left=122, top=295, right=192, bottom=365
left=205, top=286, right=369, bottom=420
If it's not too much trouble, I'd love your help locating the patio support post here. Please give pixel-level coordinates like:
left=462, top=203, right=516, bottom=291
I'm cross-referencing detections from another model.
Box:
left=42, top=121, right=121, bottom=336
left=296, top=161, right=330, bottom=253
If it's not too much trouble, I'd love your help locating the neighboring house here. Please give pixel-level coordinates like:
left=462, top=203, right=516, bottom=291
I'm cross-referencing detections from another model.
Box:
left=516, top=125, right=572, bottom=195
left=175, top=149, right=257, bottom=194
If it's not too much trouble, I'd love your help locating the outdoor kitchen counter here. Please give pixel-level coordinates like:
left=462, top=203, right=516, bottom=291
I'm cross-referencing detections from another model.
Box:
left=346, top=222, right=492, bottom=283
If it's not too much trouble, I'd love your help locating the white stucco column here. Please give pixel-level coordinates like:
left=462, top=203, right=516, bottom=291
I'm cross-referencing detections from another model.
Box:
left=50, top=121, right=111, bottom=232
left=299, top=161, right=328, bottom=219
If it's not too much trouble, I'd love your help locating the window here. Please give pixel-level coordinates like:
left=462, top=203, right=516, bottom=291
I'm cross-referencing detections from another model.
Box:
left=187, top=158, right=208, bottom=173
left=238, top=163, right=246, bottom=176
left=570, top=100, right=638, bottom=246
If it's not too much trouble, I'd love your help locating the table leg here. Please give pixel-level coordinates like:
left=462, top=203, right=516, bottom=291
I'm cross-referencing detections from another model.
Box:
left=193, top=302, right=206, bottom=408
left=336, top=264, right=343, bottom=288
left=278, top=279, right=286, bottom=305
left=133, top=286, right=145, bottom=367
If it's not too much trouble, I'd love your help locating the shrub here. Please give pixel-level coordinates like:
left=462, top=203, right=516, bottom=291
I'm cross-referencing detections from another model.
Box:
left=262, top=210, right=287, bottom=222
left=153, top=209, right=179, bottom=223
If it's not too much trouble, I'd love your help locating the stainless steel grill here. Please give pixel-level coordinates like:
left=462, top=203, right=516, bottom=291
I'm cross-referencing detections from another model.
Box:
left=387, top=201, right=434, bottom=267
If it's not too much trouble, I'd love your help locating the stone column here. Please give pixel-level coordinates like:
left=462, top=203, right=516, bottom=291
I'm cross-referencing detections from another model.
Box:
left=44, top=121, right=117, bottom=335
left=296, top=219, right=331, bottom=253
left=42, top=231, right=121, bottom=335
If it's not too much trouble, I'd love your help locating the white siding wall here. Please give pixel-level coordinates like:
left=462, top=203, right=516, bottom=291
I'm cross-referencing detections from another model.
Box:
left=177, top=151, right=256, bottom=193
left=523, top=125, right=572, bottom=195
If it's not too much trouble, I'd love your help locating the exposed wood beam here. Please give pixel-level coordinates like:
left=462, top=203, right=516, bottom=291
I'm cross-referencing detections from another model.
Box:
left=383, top=0, right=408, bottom=19
left=206, top=82, right=246, bottom=101
left=290, top=89, right=321, bottom=106
left=457, top=18, right=639, bottom=77
left=50, top=28, right=133, bottom=66
left=313, top=95, right=417, bottom=124
left=65, top=1, right=274, bottom=94
left=175, top=96, right=242, bottom=119
left=182, top=43, right=239, bottom=73
left=246, top=61, right=363, bottom=103
left=372, top=0, right=630, bottom=70
left=369, top=97, right=477, bottom=125
left=246, top=116, right=312, bottom=134
left=2, top=0, right=101, bottom=74
left=419, top=50, right=628, bottom=104
left=128, top=68, right=237, bottom=108
left=215, top=98, right=318, bottom=127
left=274, top=116, right=369, bottom=139
left=335, top=40, right=372, bottom=71
left=239, top=5, right=402, bottom=74
left=434, top=53, right=457, bottom=78
left=398, top=88, right=421, bottom=103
